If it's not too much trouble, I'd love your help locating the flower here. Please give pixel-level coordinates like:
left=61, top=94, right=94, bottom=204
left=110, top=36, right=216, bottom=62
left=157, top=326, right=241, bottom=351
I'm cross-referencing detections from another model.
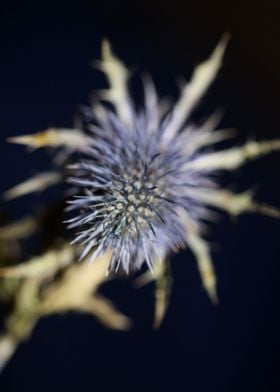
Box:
left=67, top=108, right=209, bottom=273
left=5, top=36, right=280, bottom=303
left=66, top=34, right=280, bottom=299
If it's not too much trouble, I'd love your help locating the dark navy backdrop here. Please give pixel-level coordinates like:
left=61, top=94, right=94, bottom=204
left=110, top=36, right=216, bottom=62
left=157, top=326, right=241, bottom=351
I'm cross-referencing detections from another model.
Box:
left=0, top=1, right=279, bottom=391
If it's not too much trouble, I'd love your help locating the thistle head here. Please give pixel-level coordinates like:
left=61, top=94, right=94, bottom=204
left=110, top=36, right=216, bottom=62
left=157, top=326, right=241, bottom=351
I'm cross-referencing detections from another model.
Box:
left=66, top=37, right=228, bottom=273
left=67, top=116, right=193, bottom=273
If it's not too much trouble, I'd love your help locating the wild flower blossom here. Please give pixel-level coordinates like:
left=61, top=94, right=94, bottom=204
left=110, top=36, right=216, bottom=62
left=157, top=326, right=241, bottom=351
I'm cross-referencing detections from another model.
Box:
left=65, top=36, right=280, bottom=302
left=7, top=36, right=280, bottom=304
left=4, top=34, right=280, bottom=373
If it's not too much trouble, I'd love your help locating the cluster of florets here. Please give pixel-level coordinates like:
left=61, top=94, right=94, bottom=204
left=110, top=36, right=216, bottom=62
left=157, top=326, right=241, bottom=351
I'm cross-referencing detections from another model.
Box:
left=67, top=112, right=205, bottom=273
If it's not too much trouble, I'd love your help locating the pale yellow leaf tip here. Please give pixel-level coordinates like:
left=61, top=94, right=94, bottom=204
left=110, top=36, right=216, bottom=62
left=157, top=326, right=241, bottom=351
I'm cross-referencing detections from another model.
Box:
left=6, top=129, right=56, bottom=149
left=7, top=135, right=34, bottom=146
left=215, top=32, right=231, bottom=55
left=206, top=285, right=219, bottom=306
left=3, top=171, right=61, bottom=201
left=101, top=37, right=113, bottom=60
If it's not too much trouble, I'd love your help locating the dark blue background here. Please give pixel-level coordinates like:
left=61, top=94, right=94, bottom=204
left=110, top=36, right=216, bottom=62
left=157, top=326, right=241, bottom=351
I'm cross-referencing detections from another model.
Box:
left=0, top=1, right=279, bottom=391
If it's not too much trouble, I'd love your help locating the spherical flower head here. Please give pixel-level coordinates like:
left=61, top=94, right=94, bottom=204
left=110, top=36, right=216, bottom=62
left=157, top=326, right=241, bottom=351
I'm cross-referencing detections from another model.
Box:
left=68, top=110, right=208, bottom=273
